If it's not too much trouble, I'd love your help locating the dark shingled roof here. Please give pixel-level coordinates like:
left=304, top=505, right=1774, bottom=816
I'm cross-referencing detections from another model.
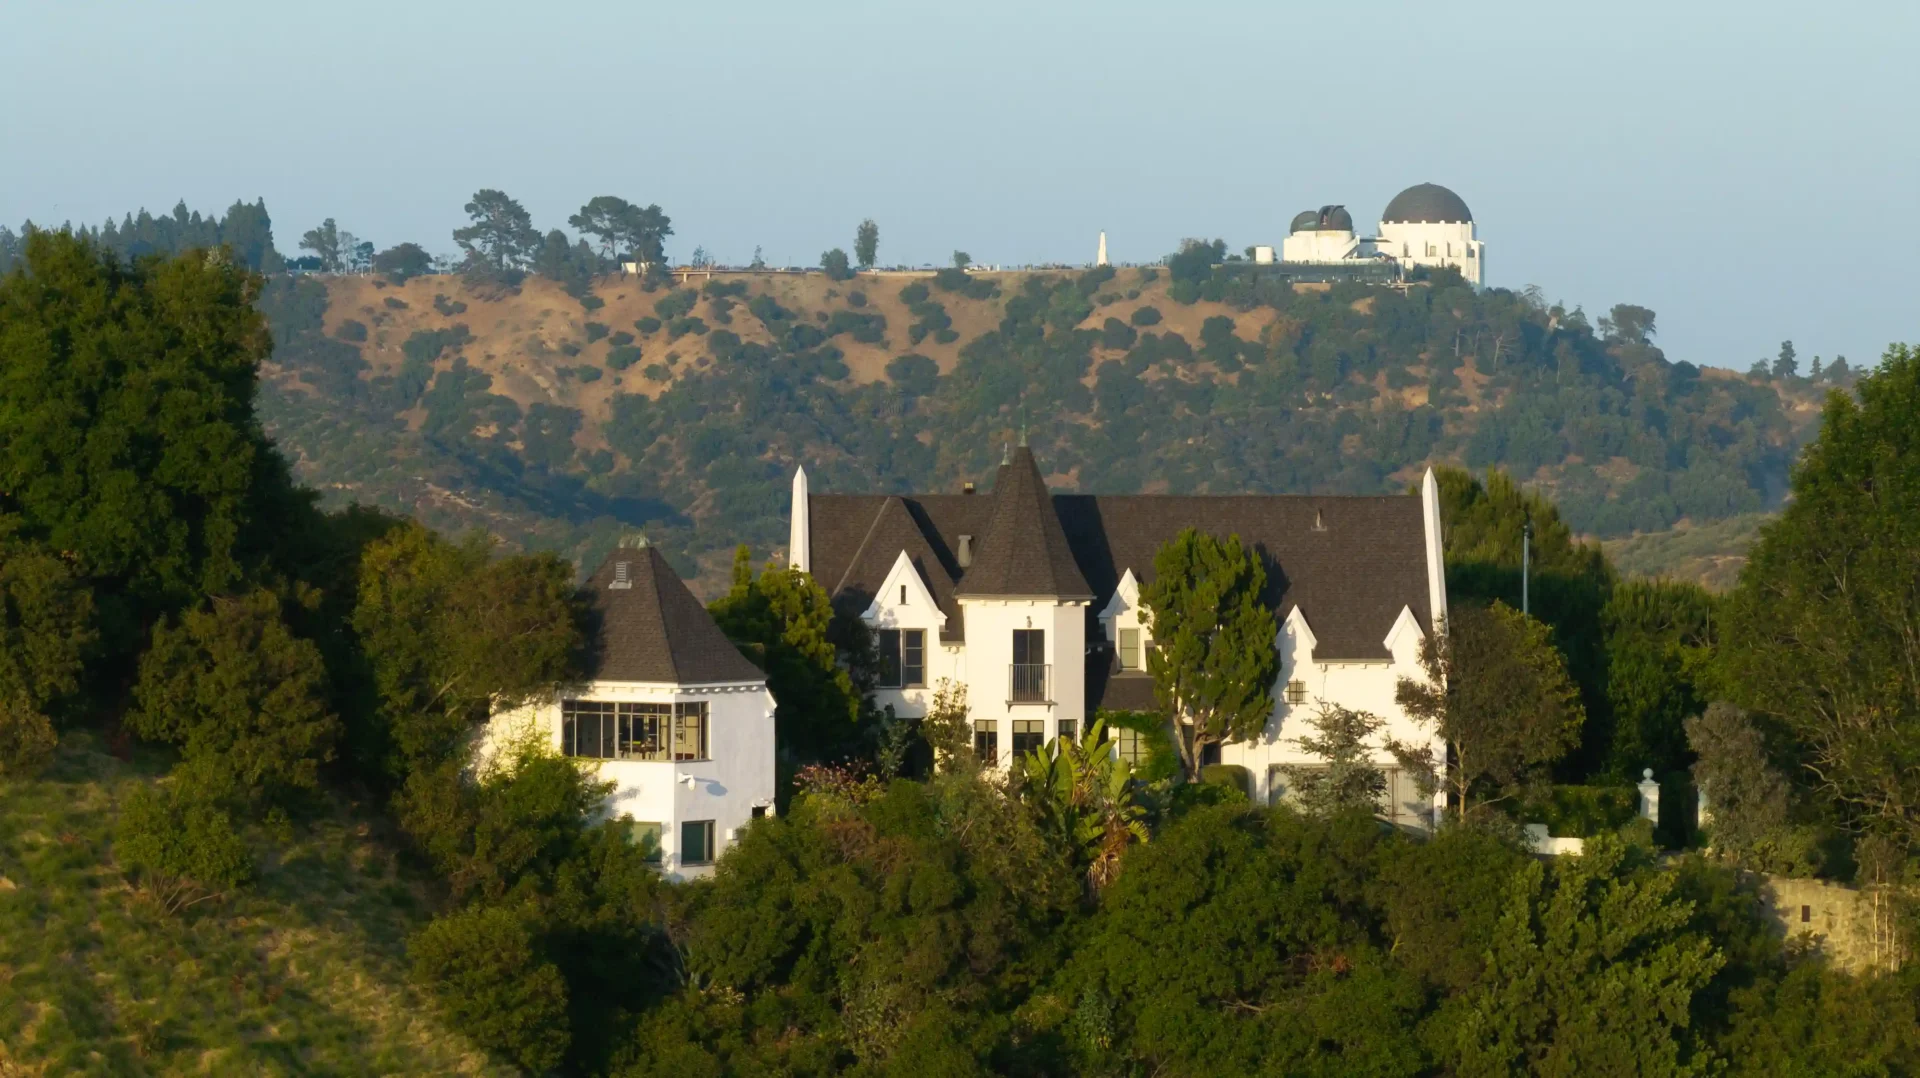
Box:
left=956, top=447, right=1092, bottom=600
left=1381, top=182, right=1473, bottom=224
left=584, top=545, right=766, bottom=684
left=805, top=454, right=1436, bottom=712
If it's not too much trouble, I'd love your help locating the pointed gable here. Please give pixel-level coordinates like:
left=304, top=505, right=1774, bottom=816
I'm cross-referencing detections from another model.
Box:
left=955, top=446, right=1092, bottom=599
left=585, top=545, right=765, bottom=684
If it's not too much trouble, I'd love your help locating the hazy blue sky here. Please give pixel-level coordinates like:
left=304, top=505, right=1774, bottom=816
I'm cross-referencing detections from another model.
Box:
left=3, top=1, right=1915, bottom=371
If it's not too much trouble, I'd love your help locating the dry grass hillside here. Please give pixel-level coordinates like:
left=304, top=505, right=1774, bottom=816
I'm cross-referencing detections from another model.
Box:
left=259, top=266, right=1828, bottom=595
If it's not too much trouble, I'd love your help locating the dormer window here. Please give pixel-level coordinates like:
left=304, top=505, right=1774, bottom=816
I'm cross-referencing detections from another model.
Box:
left=1117, top=628, right=1142, bottom=671
left=957, top=535, right=973, bottom=568
left=611, top=561, right=633, bottom=589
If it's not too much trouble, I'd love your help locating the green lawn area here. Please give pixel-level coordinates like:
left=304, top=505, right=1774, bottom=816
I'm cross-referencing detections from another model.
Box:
left=0, top=734, right=510, bottom=1076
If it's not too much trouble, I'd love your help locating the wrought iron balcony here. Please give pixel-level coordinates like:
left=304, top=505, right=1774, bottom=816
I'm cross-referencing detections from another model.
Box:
left=1009, top=663, right=1050, bottom=704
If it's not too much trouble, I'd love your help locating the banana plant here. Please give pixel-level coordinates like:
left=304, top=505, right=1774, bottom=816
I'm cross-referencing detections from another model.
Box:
left=1017, top=719, right=1151, bottom=892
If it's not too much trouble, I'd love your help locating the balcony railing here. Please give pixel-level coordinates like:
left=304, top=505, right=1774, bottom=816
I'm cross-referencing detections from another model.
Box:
left=1009, top=663, right=1050, bottom=704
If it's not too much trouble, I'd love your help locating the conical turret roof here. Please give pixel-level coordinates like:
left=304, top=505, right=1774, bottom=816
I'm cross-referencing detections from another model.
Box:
left=955, top=446, right=1092, bottom=599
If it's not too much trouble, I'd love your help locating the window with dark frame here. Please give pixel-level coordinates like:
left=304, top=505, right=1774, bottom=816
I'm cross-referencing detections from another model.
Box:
left=673, top=701, right=709, bottom=761
left=902, top=629, right=924, bottom=686
left=562, top=700, right=674, bottom=761
left=1285, top=679, right=1308, bottom=706
left=973, top=721, right=998, bottom=764
left=1011, top=629, right=1046, bottom=702
left=874, top=628, right=925, bottom=688
left=1056, top=719, right=1078, bottom=744
left=1117, top=627, right=1141, bottom=671
left=681, top=819, right=716, bottom=865
left=1011, top=719, right=1044, bottom=757
left=1107, top=725, right=1147, bottom=766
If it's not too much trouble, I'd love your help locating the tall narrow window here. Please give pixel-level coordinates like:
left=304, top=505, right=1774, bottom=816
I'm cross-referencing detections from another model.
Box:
left=900, top=584, right=908, bottom=606
left=1011, top=629, right=1046, bottom=702
left=619, top=702, right=672, bottom=760
left=1055, top=719, right=1078, bottom=744
left=1117, top=628, right=1141, bottom=671
left=1011, top=719, right=1044, bottom=757
left=876, top=628, right=902, bottom=688
left=681, top=820, right=716, bottom=866
left=673, top=701, right=708, bottom=761
left=901, top=629, right=925, bottom=687
left=1107, top=725, right=1145, bottom=765
left=973, top=721, right=998, bottom=764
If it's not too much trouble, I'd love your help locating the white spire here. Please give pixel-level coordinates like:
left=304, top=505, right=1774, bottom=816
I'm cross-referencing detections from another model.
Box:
left=1420, top=467, right=1447, bottom=633
left=1096, top=230, right=1109, bottom=267
left=789, top=466, right=811, bottom=573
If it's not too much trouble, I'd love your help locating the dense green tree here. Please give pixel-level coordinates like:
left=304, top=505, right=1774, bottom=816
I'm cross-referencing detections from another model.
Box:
left=1141, top=528, right=1278, bottom=781
left=1428, top=467, right=1615, bottom=775
left=1279, top=704, right=1388, bottom=817
left=372, top=241, right=433, bottom=282
left=1374, top=827, right=1530, bottom=994
left=1428, top=834, right=1723, bottom=1077
left=452, top=189, right=539, bottom=283
left=1720, top=344, right=1920, bottom=847
left=0, top=523, right=96, bottom=720
left=410, top=904, right=572, bottom=1072
left=1772, top=339, right=1798, bottom=379
left=1601, top=579, right=1717, bottom=779
left=1684, top=702, right=1793, bottom=866
left=708, top=549, right=865, bottom=762
left=631, top=775, right=1078, bottom=1074
left=299, top=217, right=343, bottom=272
left=1057, top=805, right=1423, bottom=1076
left=0, top=231, right=311, bottom=641
left=351, top=523, right=583, bottom=781
left=129, top=588, right=337, bottom=806
left=1397, top=601, right=1585, bottom=818
left=569, top=196, right=672, bottom=265
left=854, top=218, right=879, bottom=270
left=820, top=247, right=854, bottom=281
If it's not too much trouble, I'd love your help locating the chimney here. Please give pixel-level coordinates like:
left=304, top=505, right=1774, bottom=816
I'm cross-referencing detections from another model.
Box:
left=962, top=481, right=975, bottom=495
left=957, top=535, right=974, bottom=568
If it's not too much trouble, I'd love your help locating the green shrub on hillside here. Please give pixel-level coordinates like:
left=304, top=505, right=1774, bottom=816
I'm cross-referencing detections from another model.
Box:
left=653, top=290, right=697, bottom=320
left=607, top=345, right=642, bottom=370
left=116, top=783, right=253, bottom=911
left=1129, top=305, right=1162, bottom=326
left=666, top=316, right=707, bottom=339
left=410, top=905, right=571, bottom=1072
left=608, top=330, right=635, bottom=348
left=584, top=321, right=609, bottom=343
left=633, top=315, right=662, bottom=335
left=336, top=319, right=368, bottom=342
left=642, top=363, right=670, bottom=382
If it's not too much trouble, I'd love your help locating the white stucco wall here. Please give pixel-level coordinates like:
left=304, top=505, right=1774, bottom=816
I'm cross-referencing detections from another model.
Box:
left=1281, top=229, right=1362, bottom=263
left=955, top=598, right=1088, bottom=765
left=486, top=679, right=776, bottom=880
left=1217, top=605, right=1443, bottom=826
left=1374, top=220, right=1484, bottom=286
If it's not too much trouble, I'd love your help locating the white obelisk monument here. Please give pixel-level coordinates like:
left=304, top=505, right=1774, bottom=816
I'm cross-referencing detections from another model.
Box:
left=1096, top=231, right=1109, bottom=267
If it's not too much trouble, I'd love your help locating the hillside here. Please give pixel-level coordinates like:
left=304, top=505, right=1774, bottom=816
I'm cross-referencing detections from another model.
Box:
left=0, top=735, right=504, bottom=1075
left=255, top=265, right=1831, bottom=593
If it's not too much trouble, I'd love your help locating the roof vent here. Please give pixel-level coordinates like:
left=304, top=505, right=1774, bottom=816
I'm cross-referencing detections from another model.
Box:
left=962, top=481, right=976, bottom=495
left=611, top=561, right=633, bottom=589
left=957, top=534, right=974, bottom=568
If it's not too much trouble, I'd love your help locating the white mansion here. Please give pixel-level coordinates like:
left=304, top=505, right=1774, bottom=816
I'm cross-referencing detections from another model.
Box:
left=1278, top=182, right=1485, bottom=288
left=790, top=445, right=1451, bottom=826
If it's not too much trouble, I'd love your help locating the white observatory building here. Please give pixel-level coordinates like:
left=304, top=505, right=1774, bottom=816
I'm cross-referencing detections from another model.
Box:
left=1279, top=183, right=1485, bottom=288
